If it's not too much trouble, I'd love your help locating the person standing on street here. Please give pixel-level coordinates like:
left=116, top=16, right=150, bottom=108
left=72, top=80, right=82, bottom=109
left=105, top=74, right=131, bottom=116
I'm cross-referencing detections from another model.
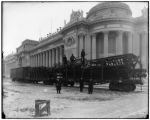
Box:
left=88, top=79, right=93, bottom=94
left=80, top=78, right=84, bottom=92
left=56, top=73, right=62, bottom=94
left=56, top=79, right=61, bottom=94
left=81, top=49, right=85, bottom=66
left=70, top=54, right=76, bottom=64
left=63, top=55, right=67, bottom=66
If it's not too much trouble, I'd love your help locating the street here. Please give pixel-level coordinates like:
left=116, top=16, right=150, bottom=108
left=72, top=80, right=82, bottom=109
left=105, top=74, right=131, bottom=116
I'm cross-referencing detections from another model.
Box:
left=3, top=77, right=148, bottom=118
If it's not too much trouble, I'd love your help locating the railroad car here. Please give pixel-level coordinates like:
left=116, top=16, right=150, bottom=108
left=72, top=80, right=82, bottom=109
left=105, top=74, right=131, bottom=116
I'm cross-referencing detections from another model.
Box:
left=10, top=54, right=147, bottom=91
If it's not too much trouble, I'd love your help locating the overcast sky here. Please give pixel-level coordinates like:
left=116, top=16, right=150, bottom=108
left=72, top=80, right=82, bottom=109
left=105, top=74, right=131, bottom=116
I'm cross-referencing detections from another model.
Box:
left=3, top=1, right=148, bottom=57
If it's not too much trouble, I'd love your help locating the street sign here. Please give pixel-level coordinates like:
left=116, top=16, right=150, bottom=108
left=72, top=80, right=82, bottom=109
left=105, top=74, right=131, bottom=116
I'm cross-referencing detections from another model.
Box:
left=35, top=100, right=50, bottom=117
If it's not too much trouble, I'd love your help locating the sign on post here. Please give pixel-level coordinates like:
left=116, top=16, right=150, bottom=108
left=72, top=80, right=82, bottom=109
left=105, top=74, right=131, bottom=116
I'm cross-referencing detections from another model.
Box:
left=35, top=100, right=50, bottom=116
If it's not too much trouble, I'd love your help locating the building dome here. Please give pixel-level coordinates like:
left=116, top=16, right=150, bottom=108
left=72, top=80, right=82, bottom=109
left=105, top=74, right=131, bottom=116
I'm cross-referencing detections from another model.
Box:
left=87, top=2, right=132, bottom=21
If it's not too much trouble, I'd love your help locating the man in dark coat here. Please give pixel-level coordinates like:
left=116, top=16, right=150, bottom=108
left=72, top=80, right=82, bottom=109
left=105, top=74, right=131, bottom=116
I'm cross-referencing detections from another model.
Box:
left=63, top=55, right=67, bottom=66
left=80, top=78, right=84, bottom=92
left=81, top=49, right=85, bottom=65
left=56, top=73, right=62, bottom=94
left=56, top=79, right=61, bottom=94
left=70, top=54, right=76, bottom=64
left=88, top=79, right=93, bottom=94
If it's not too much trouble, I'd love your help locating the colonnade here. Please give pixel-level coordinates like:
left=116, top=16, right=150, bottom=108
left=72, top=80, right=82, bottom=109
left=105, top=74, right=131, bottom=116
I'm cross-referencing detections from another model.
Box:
left=77, top=30, right=133, bottom=60
left=30, top=45, right=64, bottom=67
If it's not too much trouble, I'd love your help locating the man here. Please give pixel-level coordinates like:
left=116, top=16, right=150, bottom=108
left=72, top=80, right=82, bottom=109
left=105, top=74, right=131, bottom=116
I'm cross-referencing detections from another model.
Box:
left=56, top=79, right=61, bottom=94
left=88, top=79, right=93, bottom=94
left=63, top=55, right=67, bottom=66
left=56, top=73, right=62, bottom=94
left=81, top=49, right=85, bottom=65
left=80, top=78, right=84, bottom=92
left=70, top=54, right=76, bottom=64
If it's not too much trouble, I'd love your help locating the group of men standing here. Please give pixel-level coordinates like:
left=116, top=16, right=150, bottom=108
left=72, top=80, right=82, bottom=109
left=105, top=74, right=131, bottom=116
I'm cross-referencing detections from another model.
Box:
left=55, top=49, right=94, bottom=94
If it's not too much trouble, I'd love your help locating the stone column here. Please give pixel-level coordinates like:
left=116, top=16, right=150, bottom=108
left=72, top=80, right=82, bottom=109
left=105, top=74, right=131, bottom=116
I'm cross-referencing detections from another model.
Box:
left=46, top=51, right=49, bottom=67
left=35, top=55, right=37, bottom=67
left=116, top=31, right=123, bottom=55
left=39, top=53, right=41, bottom=66
left=33, top=55, right=35, bottom=67
left=85, top=34, right=91, bottom=60
left=32, top=56, right=34, bottom=67
left=42, top=52, right=44, bottom=66
left=54, top=49, right=56, bottom=66
left=35, top=54, right=38, bottom=67
left=38, top=54, right=39, bottom=67
left=31, top=56, right=33, bottom=67
left=30, top=56, right=32, bottom=67
left=45, top=51, right=47, bottom=67
left=59, top=46, right=63, bottom=64
left=45, top=52, right=47, bottom=67
left=44, top=52, right=46, bottom=67
left=56, top=47, right=58, bottom=64
left=36, top=54, right=38, bottom=67
left=128, top=32, right=133, bottom=53
left=92, top=34, right=96, bottom=59
left=141, top=32, right=147, bottom=69
left=29, top=56, right=31, bottom=67
left=49, top=50, right=52, bottom=67
left=79, top=35, right=84, bottom=57
left=58, top=47, right=60, bottom=65
left=104, top=31, right=109, bottom=57
left=52, top=49, right=54, bottom=67
left=31, top=55, right=33, bottom=67
left=38, top=54, right=40, bottom=66
left=76, top=36, right=79, bottom=57
left=41, top=53, right=43, bottom=67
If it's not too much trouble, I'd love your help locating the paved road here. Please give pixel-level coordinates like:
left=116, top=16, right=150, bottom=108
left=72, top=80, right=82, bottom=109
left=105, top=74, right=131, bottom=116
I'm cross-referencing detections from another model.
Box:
left=3, top=78, right=148, bottom=118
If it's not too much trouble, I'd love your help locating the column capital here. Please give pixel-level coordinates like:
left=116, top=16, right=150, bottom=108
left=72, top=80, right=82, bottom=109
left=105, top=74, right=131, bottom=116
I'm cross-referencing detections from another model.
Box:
left=103, top=31, right=109, bottom=34
left=91, top=33, right=96, bottom=38
left=78, top=31, right=86, bottom=37
left=117, top=30, right=123, bottom=35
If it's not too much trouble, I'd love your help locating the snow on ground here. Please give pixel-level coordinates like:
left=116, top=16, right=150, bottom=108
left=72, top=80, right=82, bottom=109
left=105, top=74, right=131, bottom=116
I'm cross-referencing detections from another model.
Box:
left=3, top=78, right=148, bottom=118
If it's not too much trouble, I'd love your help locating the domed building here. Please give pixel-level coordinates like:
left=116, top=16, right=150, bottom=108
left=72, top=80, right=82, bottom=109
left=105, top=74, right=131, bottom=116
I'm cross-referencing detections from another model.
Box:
left=6, top=2, right=147, bottom=75
left=61, top=2, right=148, bottom=69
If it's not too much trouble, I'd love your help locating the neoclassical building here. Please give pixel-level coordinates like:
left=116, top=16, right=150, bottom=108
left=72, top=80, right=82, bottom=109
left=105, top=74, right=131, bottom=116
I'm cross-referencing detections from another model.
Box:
left=3, top=53, right=18, bottom=77
left=5, top=2, right=148, bottom=73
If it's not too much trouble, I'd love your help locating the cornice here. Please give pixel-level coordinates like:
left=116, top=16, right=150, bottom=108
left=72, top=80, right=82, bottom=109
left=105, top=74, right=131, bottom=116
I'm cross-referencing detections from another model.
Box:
left=61, top=20, right=88, bottom=33
left=30, top=34, right=63, bottom=52
left=87, top=17, right=134, bottom=26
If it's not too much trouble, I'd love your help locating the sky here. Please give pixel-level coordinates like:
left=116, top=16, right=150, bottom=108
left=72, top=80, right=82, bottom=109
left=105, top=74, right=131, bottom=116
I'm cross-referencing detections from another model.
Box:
left=3, top=1, right=148, bottom=57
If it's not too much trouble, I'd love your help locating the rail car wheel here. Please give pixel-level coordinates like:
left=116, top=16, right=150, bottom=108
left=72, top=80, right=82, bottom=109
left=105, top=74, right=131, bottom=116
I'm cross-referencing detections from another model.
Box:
left=109, top=82, right=119, bottom=91
left=119, top=83, right=136, bottom=92
left=109, top=82, right=136, bottom=92
left=70, top=82, right=74, bottom=87
left=63, top=82, right=68, bottom=87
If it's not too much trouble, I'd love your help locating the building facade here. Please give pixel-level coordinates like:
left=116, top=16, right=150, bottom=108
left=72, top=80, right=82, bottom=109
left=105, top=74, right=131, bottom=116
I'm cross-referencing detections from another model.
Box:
left=5, top=2, right=148, bottom=73
left=4, top=53, right=18, bottom=77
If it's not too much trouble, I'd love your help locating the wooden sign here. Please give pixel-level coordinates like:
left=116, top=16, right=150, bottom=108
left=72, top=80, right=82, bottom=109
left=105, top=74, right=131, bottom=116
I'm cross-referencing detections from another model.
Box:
left=35, top=100, right=50, bottom=116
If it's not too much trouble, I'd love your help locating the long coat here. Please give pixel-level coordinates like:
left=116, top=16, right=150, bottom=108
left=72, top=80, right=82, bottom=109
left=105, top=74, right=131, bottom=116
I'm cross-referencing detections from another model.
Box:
left=56, top=80, right=61, bottom=90
left=88, top=80, right=93, bottom=92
